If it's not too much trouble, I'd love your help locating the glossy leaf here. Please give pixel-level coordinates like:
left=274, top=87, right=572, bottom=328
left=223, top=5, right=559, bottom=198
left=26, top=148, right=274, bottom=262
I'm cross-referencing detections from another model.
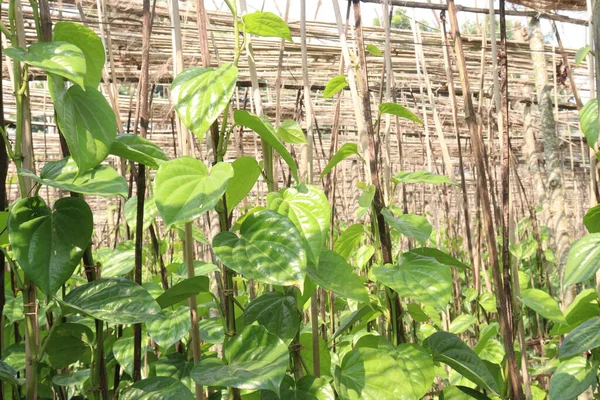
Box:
left=8, top=196, right=93, bottom=295
left=280, top=375, right=335, bottom=400
left=300, top=333, right=332, bottom=378
left=121, top=377, right=194, bottom=400
left=125, top=196, right=158, bottom=232
left=52, top=369, right=89, bottom=387
left=146, top=307, right=191, bottom=349
left=408, top=247, right=469, bottom=270
left=307, top=249, right=369, bottom=303
left=374, top=253, right=451, bottom=311
left=213, top=210, right=307, bottom=287
left=54, top=85, right=117, bottom=172
left=277, top=120, right=307, bottom=144
left=171, top=64, right=237, bottom=143
left=381, top=208, right=431, bottom=244
left=520, top=288, right=566, bottom=323
left=449, top=315, right=477, bottom=334
left=113, top=336, right=135, bottom=376
left=267, top=184, right=330, bottom=264
left=564, top=233, right=600, bottom=286
left=379, top=102, right=423, bottom=124
left=53, top=22, right=104, bottom=88
left=155, top=276, right=209, bottom=309
left=4, top=42, right=86, bottom=89
left=392, top=170, right=455, bottom=185
left=110, top=134, right=168, bottom=169
left=234, top=110, right=299, bottom=183
left=243, top=11, right=293, bottom=42
left=62, top=278, right=162, bottom=324
left=191, top=325, right=288, bottom=395
left=333, top=304, right=380, bottom=340
left=324, top=75, right=348, bottom=98
left=244, top=291, right=299, bottom=343
left=426, top=331, right=499, bottom=394
left=584, top=204, right=600, bottom=233
left=320, top=143, right=360, bottom=179
left=390, top=344, right=435, bottom=400
left=45, top=323, right=93, bottom=369
left=153, top=354, right=194, bottom=393
left=559, top=317, right=600, bottom=359
left=334, top=224, right=366, bottom=260
left=98, top=240, right=136, bottom=277
left=20, top=157, right=127, bottom=197
left=226, top=156, right=261, bottom=215
left=549, top=356, right=595, bottom=400
left=580, top=99, right=598, bottom=148
left=155, top=157, right=233, bottom=227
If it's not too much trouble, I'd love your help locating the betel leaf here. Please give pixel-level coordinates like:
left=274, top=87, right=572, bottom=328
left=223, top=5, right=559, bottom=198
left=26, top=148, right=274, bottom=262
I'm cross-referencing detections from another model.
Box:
left=373, top=253, right=451, bottom=311
left=152, top=353, right=194, bottom=393
left=213, top=210, right=307, bottom=287
left=171, top=64, right=238, bottom=144
left=564, top=233, right=600, bottom=286
left=113, top=336, right=136, bottom=376
left=426, top=331, right=499, bottom=394
left=366, top=44, right=382, bottom=56
left=8, top=196, right=93, bottom=295
left=408, top=247, right=469, bottom=270
left=191, top=325, right=289, bottom=395
left=0, top=211, right=8, bottom=246
left=580, top=99, right=598, bottom=148
left=226, top=156, right=261, bottom=215
left=379, top=102, right=423, bottom=125
left=146, top=307, right=192, bottom=349
left=520, top=288, right=566, bottom=323
left=53, top=22, right=104, bottom=88
left=20, top=157, right=127, bottom=197
left=335, top=348, right=404, bottom=399
left=44, top=323, right=93, bottom=369
left=61, top=278, right=161, bottom=324
left=575, top=45, right=593, bottom=66
left=121, top=377, right=194, bottom=400
left=0, top=360, right=21, bottom=386
left=583, top=204, right=600, bottom=233
left=559, top=317, right=600, bottom=359
left=155, top=276, right=209, bottom=309
left=449, top=315, right=477, bottom=334
left=52, top=369, right=89, bottom=387
left=267, top=184, right=330, bottom=265
left=441, top=386, right=493, bottom=400
left=109, top=134, right=168, bottom=169
left=154, top=157, right=233, bottom=227
left=549, top=356, right=595, bottom=400
left=307, top=249, right=369, bottom=304
left=4, top=42, right=86, bottom=89
left=392, top=170, right=455, bottom=185
left=54, top=85, right=117, bottom=173
left=299, top=333, right=332, bottom=379
left=320, top=143, right=360, bottom=179
left=277, top=120, right=307, bottom=144
left=98, top=240, right=136, bottom=277
left=390, top=344, right=435, bottom=400
left=279, top=375, right=335, bottom=400
left=125, top=196, right=158, bottom=232
left=242, top=11, right=293, bottom=42
left=234, top=110, right=299, bottom=183
left=324, top=75, right=348, bottom=99
left=381, top=208, right=432, bottom=245
left=244, top=291, right=299, bottom=343
left=333, top=304, right=380, bottom=340
left=334, top=223, right=366, bottom=260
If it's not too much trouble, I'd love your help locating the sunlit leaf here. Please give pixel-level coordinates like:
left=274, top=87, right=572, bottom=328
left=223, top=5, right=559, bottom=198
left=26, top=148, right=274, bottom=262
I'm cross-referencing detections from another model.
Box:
left=379, top=102, right=423, bottom=124
left=381, top=208, right=431, bottom=245
left=226, top=156, right=261, bottom=215
left=324, top=75, right=348, bottom=99
left=244, top=291, right=299, bottom=343
left=243, top=11, right=293, bottom=42
left=121, top=377, right=194, bottom=400
left=320, top=143, right=361, bottom=179
left=110, top=134, right=168, bottom=169
left=564, top=233, right=600, bottom=286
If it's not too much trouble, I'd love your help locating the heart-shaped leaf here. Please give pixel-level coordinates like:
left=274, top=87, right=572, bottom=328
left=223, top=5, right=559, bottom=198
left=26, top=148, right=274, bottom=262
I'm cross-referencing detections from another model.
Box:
left=242, top=11, right=293, bottom=42
left=244, top=291, right=299, bottom=343
left=390, top=344, right=435, bottom=400
left=8, top=196, right=93, bottom=295
left=155, top=157, right=233, bottom=227
left=324, top=75, right=348, bottom=99
left=191, top=325, right=289, bottom=395
left=213, top=210, right=306, bottom=287
left=146, top=307, right=191, bottom=349
left=171, top=64, right=238, bottom=144
left=277, top=120, right=306, bottom=144
left=277, top=375, right=335, bottom=400
left=44, top=323, right=93, bottom=369
left=110, top=134, right=168, bottom=169
left=381, top=208, right=431, bottom=245
left=334, top=224, right=366, bottom=260
left=121, top=377, right=194, bottom=400
left=152, top=353, right=194, bottom=393
left=226, top=156, right=261, bottom=215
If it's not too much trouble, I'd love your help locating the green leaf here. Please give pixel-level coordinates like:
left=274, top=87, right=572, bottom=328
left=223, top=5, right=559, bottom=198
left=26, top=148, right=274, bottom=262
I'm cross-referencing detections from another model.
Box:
left=267, top=184, right=330, bottom=264
left=336, top=348, right=404, bottom=399
left=62, top=278, right=162, bottom=324
left=408, top=247, right=469, bottom=270
left=171, top=64, right=238, bottom=144
left=365, top=44, right=382, bottom=56
left=320, top=143, right=360, bottom=179
left=44, top=323, right=93, bottom=369
left=155, top=157, right=233, bottom=227
left=234, top=110, right=299, bottom=183
left=373, top=254, right=451, bottom=311
left=407, top=303, right=430, bottom=322
left=390, top=344, right=435, bottom=399
left=213, top=210, right=307, bottom=287
left=226, top=156, right=261, bottom=215
left=279, top=375, right=335, bottom=400
left=8, top=196, right=92, bottom=295
left=565, top=289, right=599, bottom=327
left=277, top=120, right=306, bottom=144
left=0, top=360, right=22, bottom=386
left=4, top=42, right=86, bottom=89
left=549, top=356, right=595, bottom=400
left=441, top=386, right=493, bottom=400
left=0, top=211, right=9, bottom=246
left=152, top=353, right=194, bottom=393
left=449, top=315, right=477, bottom=334
left=110, top=134, right=168, bottom=169
left=146, top=307, right=192, bottom=349
left=381, top=208, right=431, bottom=245
left=125, top=196, right=158, bottom=232
left=244, top=291, right=299, bottom=343
left=580, top=99, right=598, bottom=148
left=54, top=85, right=117, bottom=172
left=20, top=157, right=127, bottom=197
left=121, top=377, right=194, bottom=400
left=379, top=103, right=423, bottom=125
left=199, top=317, right=225, bottom=344
left=191, top=325, right=289, bottom=394
left=559, top=317, right=600, bottom=358
left=155, top=276, right=209, bottom=309
left=324, top=75, right=348, bottom=99
left=575, top=45, right=593, bottom=66
left=584, top=204, right=600, bottom=233
left=299, top=333, right=332, bottom=379
left=113, top=336, right=136, bottom=376
left=520, top=288, right=566, bottom=323
left=52, top=369, right=89, bottom=387
left=242, top=11, right=293, bottom=42
left=392, top=170, right=455, bottom=185
left=426, top=331, right=499, bottom=394
left=334, top=224, right=366, bottom=260
left=333, top=304, right=380, bottom=340
left=307, top=249, right=369, bottom=303
left=97, top=240, right=136, bottom=277
left=53, top=22, right=104, bottom=88
left=564, top=233, right=600, bottom=286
